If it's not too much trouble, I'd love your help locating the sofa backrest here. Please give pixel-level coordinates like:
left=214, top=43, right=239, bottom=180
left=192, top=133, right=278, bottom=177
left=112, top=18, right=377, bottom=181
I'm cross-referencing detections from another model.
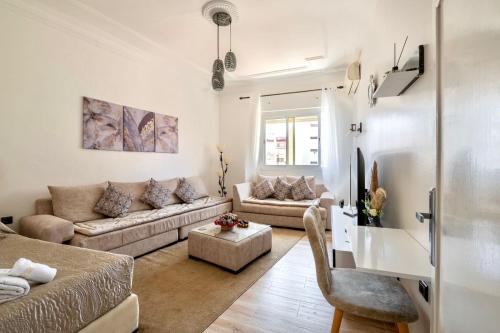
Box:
left=35, top=198, right=54, bottom=215
left=38, top=176, right=209, bottom=221
left=252, top=174, right=328, bottom=198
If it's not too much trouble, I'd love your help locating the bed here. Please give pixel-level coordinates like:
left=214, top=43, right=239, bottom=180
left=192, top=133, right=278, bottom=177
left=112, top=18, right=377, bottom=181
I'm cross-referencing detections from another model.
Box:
left=0, top=228, right=138, bottom=333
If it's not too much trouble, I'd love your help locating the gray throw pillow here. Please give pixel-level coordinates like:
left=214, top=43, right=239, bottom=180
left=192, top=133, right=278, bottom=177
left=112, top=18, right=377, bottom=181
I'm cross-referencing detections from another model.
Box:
left=141, top=178, right=172, bottom=209
left=254, top=179, right=274, bottom=200
left=291, top=176, right=316, bottom=201
left=94, top=184, right=133, bottom=218
left=175, top=178, right=198, bottom=204
left=273, top=177, right=292, bottom=200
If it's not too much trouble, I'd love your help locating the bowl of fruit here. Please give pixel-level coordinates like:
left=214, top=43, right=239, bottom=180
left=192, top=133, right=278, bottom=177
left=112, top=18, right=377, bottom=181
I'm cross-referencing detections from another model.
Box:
left=214, top=213, right=239, bottom=232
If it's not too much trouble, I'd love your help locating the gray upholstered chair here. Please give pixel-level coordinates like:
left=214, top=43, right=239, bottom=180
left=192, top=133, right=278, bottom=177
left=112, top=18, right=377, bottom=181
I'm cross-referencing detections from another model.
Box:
left=303, top=206, right=418, bottom=333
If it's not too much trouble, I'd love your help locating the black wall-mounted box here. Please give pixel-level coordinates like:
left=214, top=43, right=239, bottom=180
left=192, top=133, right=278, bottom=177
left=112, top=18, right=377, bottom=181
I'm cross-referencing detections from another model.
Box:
left=1, top=216, right=13, bottom=224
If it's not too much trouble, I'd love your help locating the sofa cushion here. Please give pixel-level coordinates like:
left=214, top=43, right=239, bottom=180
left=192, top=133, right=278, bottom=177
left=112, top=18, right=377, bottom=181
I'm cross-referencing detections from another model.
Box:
left=94, top=184, right=133, bottom=218
left=243, top=197, right=320, bottom=208
left=185, top=176, right=209, bottom=199
left=287, top=176, right=316, bottom=192
left=175, top=178, right=198, bottom=203
left=74, top=196, right=231, bottom=236
left=158, top=178, right=182, bottom=204
left=141, top=178, right=171, bottom=209
left=70, top=199, right=232, bottom=251
left=273, top=177, right=292, bottom=200
left=48, top=183, right=107, bottom=222
left=109, top=180, right=152, bottom=212
left=290, top=176, right=316, bottom=200
left=239, top=202, right=327, bottom=219
left=254, top=179, right=274, bottom=199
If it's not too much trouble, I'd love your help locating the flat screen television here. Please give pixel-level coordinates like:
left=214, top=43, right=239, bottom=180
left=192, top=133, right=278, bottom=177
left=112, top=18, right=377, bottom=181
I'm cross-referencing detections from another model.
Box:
left=357, top=147, right=368, bottom=226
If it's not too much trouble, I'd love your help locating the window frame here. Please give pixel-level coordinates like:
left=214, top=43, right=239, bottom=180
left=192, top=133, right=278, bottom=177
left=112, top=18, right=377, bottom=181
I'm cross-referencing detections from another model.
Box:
left=260, top=107, right=321, bottom=169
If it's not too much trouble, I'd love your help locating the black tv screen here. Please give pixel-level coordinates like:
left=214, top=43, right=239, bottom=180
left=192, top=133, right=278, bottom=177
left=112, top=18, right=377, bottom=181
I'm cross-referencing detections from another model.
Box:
left=357, top=147, right=368, bottom=226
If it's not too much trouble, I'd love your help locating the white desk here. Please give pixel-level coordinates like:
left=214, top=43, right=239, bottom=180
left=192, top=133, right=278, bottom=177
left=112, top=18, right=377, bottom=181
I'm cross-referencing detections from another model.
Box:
left=331, top=206, right=432, bottom=281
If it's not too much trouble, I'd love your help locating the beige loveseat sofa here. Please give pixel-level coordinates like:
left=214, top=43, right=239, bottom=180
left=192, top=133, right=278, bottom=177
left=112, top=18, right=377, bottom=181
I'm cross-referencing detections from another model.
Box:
left=19, top=177, right=232, bottom=257
left=233, top=176, right=334, bottom=230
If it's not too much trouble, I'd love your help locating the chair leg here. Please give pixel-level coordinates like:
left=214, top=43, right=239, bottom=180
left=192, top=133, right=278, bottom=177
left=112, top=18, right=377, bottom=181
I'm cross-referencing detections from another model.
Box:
left=396, top=323, right=410, bottom=333
left=331, top=309, right=343, bottom=333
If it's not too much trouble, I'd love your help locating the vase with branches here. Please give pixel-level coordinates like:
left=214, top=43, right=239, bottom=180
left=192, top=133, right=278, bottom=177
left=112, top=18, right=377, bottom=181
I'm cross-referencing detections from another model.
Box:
left=217, top=145, right=229, bottom=197
left=362, top=161, right=387, bottom=226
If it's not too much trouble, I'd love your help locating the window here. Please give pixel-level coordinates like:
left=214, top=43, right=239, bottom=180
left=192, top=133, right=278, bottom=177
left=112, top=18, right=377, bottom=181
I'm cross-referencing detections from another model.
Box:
left=262, top=109, right=320, bottom=166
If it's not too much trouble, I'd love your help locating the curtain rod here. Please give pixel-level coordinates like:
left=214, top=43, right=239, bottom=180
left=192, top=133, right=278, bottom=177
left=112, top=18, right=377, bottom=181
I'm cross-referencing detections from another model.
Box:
left=239, top=86, right=343, bottom=100
left=260, top=88, right=323, bottom=97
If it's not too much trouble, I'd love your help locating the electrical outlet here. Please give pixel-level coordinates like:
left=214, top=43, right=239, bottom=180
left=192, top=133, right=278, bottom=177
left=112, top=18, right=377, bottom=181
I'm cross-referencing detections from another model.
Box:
left=1, top=216, right=13, bottom=224
left=419, top=280, right=429, bottom=302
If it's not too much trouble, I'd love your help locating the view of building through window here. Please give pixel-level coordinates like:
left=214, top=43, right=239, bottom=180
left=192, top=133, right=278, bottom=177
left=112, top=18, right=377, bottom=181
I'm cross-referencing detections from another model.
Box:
left=264, top=114, right=319, bottom=166
left=264, top=118, right=287, bottom=165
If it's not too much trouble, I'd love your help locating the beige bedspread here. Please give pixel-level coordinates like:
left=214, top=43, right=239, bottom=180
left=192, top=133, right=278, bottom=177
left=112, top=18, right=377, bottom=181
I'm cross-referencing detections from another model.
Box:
left=0, top=234, right=133, bottom=333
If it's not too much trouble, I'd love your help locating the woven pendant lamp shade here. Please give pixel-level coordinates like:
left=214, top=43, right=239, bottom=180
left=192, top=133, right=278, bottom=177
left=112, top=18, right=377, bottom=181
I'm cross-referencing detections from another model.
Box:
left=213, top=58, right=224, bottom=73
left=212, top=71, right=224, bottom=91
left=224, top=51, right=236, bottom=72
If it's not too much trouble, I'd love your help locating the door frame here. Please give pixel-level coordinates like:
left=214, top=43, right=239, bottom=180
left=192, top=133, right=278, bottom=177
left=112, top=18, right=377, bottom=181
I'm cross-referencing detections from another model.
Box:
left=432, top=0, right=442, bottom=332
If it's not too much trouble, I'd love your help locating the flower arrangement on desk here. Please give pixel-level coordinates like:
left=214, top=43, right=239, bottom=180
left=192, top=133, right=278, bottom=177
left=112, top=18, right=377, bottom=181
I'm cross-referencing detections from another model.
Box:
left=362, top=161, right=387, bottom=225
left=216, top=144, right=230, bottom=197
left=214, top=213, right=239, bottom=231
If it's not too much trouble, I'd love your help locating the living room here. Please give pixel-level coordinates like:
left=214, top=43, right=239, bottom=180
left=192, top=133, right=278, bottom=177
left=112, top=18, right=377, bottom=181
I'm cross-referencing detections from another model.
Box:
left=0, top=1, right=498, bottom=333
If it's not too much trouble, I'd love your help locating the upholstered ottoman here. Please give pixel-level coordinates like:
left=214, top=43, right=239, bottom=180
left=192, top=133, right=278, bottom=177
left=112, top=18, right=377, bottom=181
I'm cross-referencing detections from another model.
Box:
left=188, top=222, right=272, bottom=273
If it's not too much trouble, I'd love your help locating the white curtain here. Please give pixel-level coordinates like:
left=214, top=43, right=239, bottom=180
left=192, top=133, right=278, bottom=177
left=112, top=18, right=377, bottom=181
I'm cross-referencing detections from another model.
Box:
left=320, top=88, right=340, bottom=194
left=321, top=88, right=354, bottom=202
left=245, top=94, right=262, bottom=181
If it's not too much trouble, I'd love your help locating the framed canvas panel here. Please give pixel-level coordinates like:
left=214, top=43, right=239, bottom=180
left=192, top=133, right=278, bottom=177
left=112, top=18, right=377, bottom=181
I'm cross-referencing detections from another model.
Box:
left=123, top=106, right=155, bottom=152
left=155, top=113, right=179, bottom=153
left=83, top=97, right=123, bottom=151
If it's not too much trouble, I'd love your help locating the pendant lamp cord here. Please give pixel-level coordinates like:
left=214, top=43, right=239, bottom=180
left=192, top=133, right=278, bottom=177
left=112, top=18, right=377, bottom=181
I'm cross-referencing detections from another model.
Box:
left=216, top=14, right=220, bottom=59
left=229, top=23, right=232, bottom=51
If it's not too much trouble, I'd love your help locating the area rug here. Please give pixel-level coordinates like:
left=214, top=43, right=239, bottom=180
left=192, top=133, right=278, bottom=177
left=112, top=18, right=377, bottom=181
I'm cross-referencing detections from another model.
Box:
left=132, top=227, right=305, bottom=333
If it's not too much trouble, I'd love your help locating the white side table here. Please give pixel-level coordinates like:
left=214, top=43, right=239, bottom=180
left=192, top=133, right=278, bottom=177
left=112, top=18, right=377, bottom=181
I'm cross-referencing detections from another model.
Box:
left=331, top=205, right=355, bottom=268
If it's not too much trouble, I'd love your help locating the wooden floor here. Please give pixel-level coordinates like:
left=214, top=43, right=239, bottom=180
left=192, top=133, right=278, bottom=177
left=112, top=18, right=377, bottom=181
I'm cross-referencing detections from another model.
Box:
left=205, top=232, right=396, bottom=333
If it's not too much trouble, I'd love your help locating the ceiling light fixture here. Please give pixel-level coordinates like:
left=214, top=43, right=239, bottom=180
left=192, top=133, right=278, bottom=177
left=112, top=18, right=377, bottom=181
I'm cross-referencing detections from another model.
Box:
left=202, top=0, right=238, bottom=91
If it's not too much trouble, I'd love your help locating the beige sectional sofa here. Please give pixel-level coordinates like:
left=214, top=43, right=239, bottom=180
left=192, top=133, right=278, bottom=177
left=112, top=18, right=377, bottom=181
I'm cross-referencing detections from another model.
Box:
left=233, top=176, right=335, bottom=230
left=19, top=177, right=232, bottom=257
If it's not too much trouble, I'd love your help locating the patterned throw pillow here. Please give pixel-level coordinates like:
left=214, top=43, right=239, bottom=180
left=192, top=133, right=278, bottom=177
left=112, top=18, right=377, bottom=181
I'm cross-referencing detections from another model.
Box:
left=94, top=184, right=133, bottom=218
left=291, top=176, right=316, bottom=201
left=141, top=178, right=172, bottom=209
left=254, top=179, right=275, bottom=200
left=175, top=178, right=198, bottom=204
left=273, top=177, right=292, bottom=200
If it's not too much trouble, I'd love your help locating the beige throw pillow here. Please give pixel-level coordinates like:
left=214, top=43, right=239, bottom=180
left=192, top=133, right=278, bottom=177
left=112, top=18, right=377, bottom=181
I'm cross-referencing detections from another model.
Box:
left=94, top=184, right=133, bottom=218
left=141, top=178, right=171, bottom=209
left=175, top=178, right=198, bottom=204
left=185, top=176, right=209, bottom=199
left=254, top=179, right=275, bottom=199
left=291, top=176, right=316, bottom=201
left=48, top=183, right=107, bottom=222
left=159, top=178, right=182, bottom=204
left=109, top=180, right=152, bottom=212
left=273, top=177, right=292, bottom=201
left=286, top=176, right=316, bottom=194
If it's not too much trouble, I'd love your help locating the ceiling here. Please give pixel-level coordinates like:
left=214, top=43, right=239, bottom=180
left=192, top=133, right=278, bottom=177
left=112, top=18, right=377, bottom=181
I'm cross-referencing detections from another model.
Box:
left=34, top=0, right=378, bottom=80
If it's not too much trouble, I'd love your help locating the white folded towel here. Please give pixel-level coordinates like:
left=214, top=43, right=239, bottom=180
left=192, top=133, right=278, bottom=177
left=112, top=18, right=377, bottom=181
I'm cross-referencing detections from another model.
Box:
left=0, top=273, right=30, bottom=304
left=9, top=258, right=57, bottom=284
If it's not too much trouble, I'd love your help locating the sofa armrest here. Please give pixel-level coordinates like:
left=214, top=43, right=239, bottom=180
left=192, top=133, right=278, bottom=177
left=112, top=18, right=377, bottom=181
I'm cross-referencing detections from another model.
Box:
left=319, top=191, right=335, bottom=208
left=233, top=182, right=252, bottom=211
left=19, top=215, right=74, bottom=243
left=319, top=192, right=335, bottom=230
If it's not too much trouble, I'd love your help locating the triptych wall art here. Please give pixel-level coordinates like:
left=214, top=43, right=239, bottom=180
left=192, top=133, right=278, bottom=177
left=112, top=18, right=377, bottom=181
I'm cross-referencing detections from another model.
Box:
left=83, top=97, right=178, bottom=153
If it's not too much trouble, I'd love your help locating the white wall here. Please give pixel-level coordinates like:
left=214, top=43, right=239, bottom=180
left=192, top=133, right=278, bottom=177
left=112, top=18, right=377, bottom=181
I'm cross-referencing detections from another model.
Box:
left=351, top=1, right=435, bottom=332
left=219, top=72, right=347, bottom=196
left=0, top=4, right=219, bottom=228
